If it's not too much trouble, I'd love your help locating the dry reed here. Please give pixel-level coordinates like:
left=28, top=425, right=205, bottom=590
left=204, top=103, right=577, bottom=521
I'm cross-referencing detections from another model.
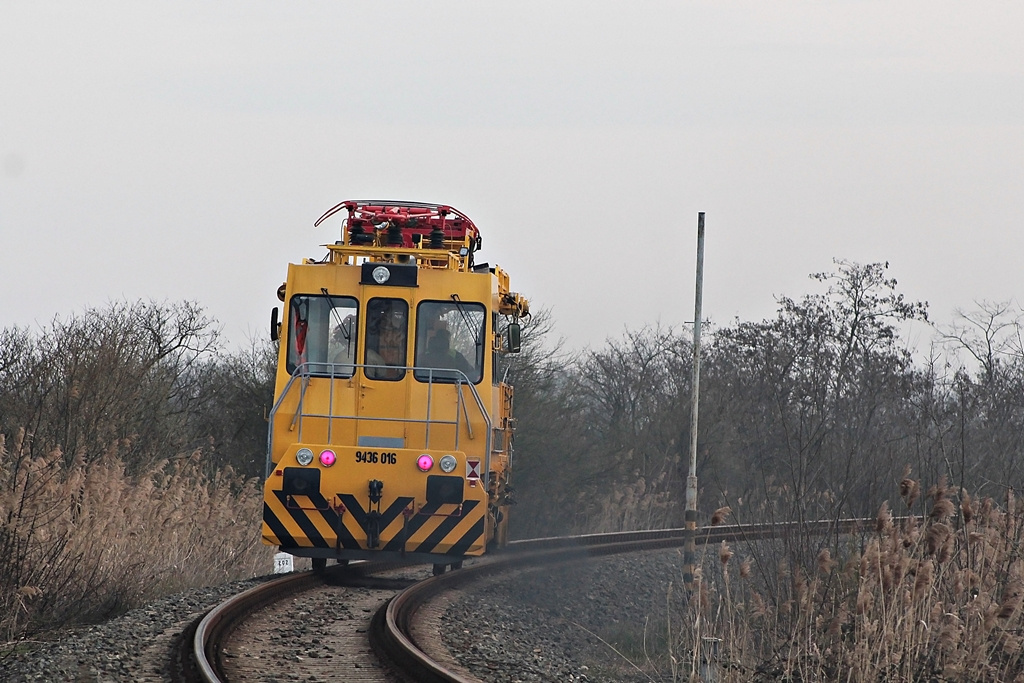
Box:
left=0, top=428, right=271, bottom=643
left=668, top=479, right=1024, bottom=682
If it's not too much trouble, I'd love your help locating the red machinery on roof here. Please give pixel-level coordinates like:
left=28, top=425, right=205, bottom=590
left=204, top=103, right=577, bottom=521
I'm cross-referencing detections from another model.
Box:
left=314, top=200, right=481, bottom=252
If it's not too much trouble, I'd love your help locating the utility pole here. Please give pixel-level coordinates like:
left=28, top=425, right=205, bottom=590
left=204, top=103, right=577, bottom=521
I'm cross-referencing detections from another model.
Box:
left=684, top=212, right=705, bottom=593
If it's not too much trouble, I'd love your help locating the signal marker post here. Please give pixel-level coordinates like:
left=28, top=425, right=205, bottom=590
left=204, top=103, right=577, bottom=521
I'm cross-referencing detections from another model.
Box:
left=683, top=212, right=705, bottom=594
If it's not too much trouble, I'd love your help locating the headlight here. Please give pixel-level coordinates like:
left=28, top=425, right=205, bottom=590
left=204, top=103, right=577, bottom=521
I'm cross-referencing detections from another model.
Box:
left=439, top=454, right=457, bottom=473
left=295, top=448, right=314, bottom=466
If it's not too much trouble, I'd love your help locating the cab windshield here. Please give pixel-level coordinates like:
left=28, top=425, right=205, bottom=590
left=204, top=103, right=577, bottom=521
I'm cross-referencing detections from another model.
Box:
left=414, top=300, right=486, bottom=384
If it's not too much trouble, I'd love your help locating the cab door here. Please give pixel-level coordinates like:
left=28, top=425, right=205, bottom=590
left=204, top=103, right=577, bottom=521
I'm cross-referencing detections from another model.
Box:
left=356, top=297, right=412, bottom=447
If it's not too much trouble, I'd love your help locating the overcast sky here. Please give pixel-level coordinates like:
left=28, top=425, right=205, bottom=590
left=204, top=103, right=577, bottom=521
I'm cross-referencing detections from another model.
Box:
left=2, top=2, right=1021, bottom=351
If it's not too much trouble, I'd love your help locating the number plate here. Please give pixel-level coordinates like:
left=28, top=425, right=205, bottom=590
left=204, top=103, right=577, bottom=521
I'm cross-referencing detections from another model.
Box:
left=354, top=450, right=398, bottom=465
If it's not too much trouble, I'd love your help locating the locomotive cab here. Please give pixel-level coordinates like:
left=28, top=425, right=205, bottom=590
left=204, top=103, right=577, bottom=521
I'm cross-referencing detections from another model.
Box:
left=261, top=201, right=528, bottom=569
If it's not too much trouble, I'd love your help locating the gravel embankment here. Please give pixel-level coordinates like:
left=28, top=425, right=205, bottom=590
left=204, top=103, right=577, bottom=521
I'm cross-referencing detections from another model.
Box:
left=0, top=577, right=274, bottom=683
left=1, top=549, right=688, bottom=682
left=444, top=548, right=686, bottom=682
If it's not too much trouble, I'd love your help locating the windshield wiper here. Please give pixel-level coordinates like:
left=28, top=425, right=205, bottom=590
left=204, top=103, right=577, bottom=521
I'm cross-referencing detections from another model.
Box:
left=450, top=293, right=483, bottom=348
left=321, top=288, right=355, bottom=355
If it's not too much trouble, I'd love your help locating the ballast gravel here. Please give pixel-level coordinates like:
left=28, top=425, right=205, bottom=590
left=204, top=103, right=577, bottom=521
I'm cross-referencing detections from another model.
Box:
left=442, top=548, right=688, bottom=682
left=1, top=549, right=690, bottom=682
left=0, top=576, right=276, bottom=683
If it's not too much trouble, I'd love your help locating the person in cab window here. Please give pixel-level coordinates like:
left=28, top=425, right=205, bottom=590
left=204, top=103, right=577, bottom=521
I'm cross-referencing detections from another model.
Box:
left=420, top=310, right=443, bottom=346
left=331, top=314, right=357, bottom=366
left=422, top=327, right=472, bottom=378
left=366, top=302, right=407, bottom=379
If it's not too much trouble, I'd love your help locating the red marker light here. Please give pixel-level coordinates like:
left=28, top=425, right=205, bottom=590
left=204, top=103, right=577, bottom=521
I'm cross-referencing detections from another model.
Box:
left=417, top=454, right=434, bottom=472
left=319, top=449, right=337, bottom=467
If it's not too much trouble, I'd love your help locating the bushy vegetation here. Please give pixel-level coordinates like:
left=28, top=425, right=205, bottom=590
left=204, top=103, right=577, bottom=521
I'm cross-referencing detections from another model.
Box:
left=0, top=301, right=275, bottom=642
left=510, top=260, right=1024, bottom=536
left=505, top=260, right=1024, bottom=680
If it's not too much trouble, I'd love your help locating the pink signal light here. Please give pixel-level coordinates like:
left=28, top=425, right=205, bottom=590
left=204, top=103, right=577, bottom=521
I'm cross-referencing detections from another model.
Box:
left=417, top=454, right=434, bottom=472
left=319, top=449, right=337, bottom=467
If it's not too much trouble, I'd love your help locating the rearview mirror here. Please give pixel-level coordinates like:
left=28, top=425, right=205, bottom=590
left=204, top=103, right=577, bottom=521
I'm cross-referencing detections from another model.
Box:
left=270, top=307, right=280, bottom=341
left=507, top=322, right=521, bottom=353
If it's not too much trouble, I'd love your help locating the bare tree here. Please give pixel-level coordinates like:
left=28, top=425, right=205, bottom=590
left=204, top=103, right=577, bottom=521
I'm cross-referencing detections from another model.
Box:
left=0, top=300, right=220, bottom=471
left=942, top=300, right=1023, bottom=384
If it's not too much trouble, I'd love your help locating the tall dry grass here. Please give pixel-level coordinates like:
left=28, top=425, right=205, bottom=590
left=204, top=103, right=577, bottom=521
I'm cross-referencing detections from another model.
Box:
left=0, top=428, right=271, bottom=643
left=587, top=473, right=676, bottom=533
left=668, top=478, right=1024, bottom=682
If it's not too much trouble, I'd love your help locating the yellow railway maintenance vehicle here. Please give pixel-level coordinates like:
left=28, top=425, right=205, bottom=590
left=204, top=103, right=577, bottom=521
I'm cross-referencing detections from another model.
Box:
left=261, top=200, right=529, bottom=573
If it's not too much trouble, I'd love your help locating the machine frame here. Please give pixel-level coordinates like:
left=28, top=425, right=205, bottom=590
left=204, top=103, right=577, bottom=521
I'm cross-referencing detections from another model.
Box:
left=261, top=201, right=528, bottom=571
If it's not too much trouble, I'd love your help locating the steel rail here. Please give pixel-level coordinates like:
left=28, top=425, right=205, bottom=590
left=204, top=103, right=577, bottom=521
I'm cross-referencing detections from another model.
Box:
left=378, top=516, right=885, bottom=682
left=188, top=561, right=406, bottom=683
left=511, top=516, right=875, bottom=551
left=185, top=516, right=889, bottom=682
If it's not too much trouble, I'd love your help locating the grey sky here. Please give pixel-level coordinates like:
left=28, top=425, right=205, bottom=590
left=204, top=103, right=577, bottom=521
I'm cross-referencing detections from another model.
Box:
left=2, top=2, right=1021, bottom=350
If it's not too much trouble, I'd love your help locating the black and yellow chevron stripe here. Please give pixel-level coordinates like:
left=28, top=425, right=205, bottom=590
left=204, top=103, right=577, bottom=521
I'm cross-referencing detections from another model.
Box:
left=262, top=490, right=485, bottom=556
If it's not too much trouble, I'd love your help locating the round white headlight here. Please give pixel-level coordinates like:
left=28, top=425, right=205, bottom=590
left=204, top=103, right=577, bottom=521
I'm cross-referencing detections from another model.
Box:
left=295, top=448, right=314, bottom=466
left=439, top=454, right=457, bottom=473
left=372, top=266, right=390, bottom=284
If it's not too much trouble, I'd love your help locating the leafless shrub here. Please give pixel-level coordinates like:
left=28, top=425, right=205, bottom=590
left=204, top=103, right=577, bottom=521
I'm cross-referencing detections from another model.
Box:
left=0, top=300, right=284, bottom=644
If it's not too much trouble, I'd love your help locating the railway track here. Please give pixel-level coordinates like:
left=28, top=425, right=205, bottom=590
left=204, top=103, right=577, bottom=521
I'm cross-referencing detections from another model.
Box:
left=172, top=560, right=420, bottom=682
left=177, top=517, right=874, bottom=682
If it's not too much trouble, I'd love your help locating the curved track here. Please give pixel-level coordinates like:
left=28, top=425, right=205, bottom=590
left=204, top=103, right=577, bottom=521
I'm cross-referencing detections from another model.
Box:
left=174, top=561, right=412, bottom=682
left=179, top=517, right=874, bottom=682
left=376, top=518, right=871, bottom=681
